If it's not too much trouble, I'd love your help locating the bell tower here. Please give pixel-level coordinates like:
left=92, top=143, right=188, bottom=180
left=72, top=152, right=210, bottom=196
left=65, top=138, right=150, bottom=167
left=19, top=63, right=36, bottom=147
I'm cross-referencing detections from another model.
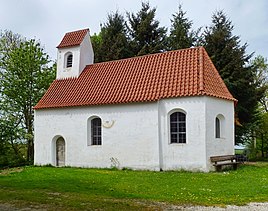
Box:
left=56, top=28, right=94, bottom=79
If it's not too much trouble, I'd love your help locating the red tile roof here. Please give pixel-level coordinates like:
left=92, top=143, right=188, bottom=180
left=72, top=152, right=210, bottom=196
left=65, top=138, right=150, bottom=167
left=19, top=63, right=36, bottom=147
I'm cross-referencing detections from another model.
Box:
left=35, top=47, right=236, bottom=109
left=57, top=29, right=89, bottom=48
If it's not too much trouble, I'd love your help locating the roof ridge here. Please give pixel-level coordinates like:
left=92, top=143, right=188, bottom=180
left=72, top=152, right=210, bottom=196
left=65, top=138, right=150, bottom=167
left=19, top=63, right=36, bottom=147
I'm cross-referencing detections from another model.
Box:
left=199, top=47, right=204, bottom=93
left=64, top=28, right=89, bottom=35
left=92, top=47, right=200, bottom=66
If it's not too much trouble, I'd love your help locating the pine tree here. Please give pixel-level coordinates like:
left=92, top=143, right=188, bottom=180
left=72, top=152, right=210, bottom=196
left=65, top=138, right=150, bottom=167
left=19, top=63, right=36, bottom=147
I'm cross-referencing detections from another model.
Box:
left=203, top=11, right=264, bottom=143
left=91, top=11, right=131, bottom=62
left=127, top=2, right=167, bottom=56
left=168, top=4, right=200, bottom=50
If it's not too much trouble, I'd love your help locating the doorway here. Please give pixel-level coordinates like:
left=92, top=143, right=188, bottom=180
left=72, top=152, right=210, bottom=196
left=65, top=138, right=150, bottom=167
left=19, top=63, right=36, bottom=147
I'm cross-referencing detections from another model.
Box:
left=56, top=137, right=65, bottom=166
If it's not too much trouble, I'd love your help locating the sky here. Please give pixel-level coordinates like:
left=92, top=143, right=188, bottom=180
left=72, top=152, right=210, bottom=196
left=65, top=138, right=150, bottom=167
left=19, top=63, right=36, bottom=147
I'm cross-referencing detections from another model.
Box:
left=0, top=0, right=267, bottom=62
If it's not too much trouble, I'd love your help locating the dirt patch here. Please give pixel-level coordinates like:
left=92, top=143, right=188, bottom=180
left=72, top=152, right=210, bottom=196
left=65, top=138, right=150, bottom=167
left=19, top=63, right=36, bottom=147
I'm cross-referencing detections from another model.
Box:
left=0, top=203, right=47, bottom=211
left=0, top=167, right=23, bottom=176
left=164, top=202, right=268, bottom=210
left=1, top=201, right=268, bottom=210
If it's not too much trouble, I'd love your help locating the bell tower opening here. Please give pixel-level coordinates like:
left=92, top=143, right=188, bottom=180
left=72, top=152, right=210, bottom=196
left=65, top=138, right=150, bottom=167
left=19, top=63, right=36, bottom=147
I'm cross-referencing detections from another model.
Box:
left=66, top=53, right=73, bottom=68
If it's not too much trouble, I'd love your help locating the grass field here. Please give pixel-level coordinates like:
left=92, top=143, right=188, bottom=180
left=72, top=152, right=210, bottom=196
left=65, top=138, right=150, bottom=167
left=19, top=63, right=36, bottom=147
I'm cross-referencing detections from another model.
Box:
left=1, top=163, right=268, bottom=210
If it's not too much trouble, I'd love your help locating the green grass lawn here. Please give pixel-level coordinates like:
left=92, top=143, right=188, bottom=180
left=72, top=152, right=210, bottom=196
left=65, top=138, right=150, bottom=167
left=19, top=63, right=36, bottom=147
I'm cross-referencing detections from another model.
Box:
left=1, top=163, right=268, bottom=210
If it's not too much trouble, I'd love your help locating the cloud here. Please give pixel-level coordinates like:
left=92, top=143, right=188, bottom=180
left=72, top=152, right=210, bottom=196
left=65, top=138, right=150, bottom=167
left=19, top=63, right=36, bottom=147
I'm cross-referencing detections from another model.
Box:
left=0, top=0, right=267, bottom=60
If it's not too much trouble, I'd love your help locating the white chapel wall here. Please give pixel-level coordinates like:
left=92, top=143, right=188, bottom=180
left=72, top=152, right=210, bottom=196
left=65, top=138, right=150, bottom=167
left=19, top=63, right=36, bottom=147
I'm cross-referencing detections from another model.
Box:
left=159, top=96, right=208, bottom=171
left=34, top=102, right=160, bottom=170
left=205, top=97, right=235, bottom=170
left=34, top=96, right=235, bottom=171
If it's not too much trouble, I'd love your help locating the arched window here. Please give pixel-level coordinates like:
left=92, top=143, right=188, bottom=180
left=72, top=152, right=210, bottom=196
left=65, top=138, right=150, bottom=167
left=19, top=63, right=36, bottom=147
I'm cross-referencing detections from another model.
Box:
left=215, top=114, right=225, bottom=138
left=66, top=53, right=73, bottom=68
left=215, top=117, right=220, bottom=138
left=170, top=111, right=186, bottom=143
left=91, top=117, right=102, bottom=145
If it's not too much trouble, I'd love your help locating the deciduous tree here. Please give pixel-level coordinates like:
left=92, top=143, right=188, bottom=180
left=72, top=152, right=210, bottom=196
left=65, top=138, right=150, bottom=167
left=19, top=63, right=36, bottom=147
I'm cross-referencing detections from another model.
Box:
left=90, top=32, right=102, bottom=63
left=0, top=35, right=55, bottom=163
left=251, top=55, right=268, bottom=112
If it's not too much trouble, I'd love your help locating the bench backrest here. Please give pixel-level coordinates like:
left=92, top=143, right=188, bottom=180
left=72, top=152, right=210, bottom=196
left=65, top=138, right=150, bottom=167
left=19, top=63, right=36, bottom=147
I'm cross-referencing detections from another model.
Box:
left=210, top=155, right=236, bottom=162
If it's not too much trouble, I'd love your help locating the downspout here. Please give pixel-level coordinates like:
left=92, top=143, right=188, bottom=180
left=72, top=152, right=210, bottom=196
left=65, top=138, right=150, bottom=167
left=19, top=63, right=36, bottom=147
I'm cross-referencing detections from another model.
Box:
left=157, top=99, right=163, bottom=171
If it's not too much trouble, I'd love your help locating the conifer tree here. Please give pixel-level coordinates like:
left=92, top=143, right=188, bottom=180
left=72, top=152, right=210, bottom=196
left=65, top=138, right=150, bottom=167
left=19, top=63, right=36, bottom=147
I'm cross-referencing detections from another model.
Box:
left=91, top=11, right=131, bottom=62
left=168, top=4, right=200, bottom=50
left=203, top=11, right=264, bottom=143
left=127, top=2, right=167, bottom=56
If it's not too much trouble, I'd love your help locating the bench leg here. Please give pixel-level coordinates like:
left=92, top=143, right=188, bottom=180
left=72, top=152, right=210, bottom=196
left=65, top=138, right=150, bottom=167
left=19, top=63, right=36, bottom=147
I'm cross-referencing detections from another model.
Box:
left=215, top=165, right=222, bottom=172
left=233, top=164, right=237, bottom=170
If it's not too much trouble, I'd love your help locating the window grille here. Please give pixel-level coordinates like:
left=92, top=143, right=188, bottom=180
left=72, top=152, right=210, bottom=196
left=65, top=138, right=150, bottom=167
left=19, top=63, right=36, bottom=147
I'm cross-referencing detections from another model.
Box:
left=91, top=118, right=102, bottom=145
left=170, top=112, right=186, bottom=143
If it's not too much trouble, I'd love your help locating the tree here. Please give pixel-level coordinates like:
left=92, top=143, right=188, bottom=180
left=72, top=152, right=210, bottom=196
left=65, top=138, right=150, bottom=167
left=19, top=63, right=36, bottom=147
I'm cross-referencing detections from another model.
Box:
left=0, top=36, right=55, bottom=164
left=100, top=11, right=131, bottom=62
left=168, top=4, right=200, bottom=50
left=251, top=55, right=268, bottom=112
left=254, top=113, right=268, bottom=158
left=249, top=56, right=268, bottom=159
left=0, top=30, right=23, bottom=58
left=203, top=11, right=264, bottom=143
left=0, top=109, right=25, bottom=167
left=0, top=30, right=25, bottom=167
left=127, top=2, right=167, bottom=56
left=90, top=32, right=102, bottom=63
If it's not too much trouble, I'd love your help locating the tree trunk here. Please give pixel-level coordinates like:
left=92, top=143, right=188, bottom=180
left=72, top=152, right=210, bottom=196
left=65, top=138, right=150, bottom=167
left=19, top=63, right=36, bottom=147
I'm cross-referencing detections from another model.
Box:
left=27, top=138, right=34, bottom=163
left=261, top=134, right=264, bottom=158
left=25, top=107, right=34, bottom=163
left=10, top=137, right=20, bottom=157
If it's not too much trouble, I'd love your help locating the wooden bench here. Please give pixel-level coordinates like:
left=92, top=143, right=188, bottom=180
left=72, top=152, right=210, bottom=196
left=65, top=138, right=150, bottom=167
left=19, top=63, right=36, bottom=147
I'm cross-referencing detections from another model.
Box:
left=210, top=155, right=241, bottom=171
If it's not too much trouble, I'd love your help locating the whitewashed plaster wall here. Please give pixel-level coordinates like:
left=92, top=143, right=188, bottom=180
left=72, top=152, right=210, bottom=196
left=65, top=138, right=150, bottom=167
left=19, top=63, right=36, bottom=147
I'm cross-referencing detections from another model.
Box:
left=158, top=96, right=207, bottom=171
left=34, top=96, right=235, bottom=171
left=56, top=32, right=93, bottom=79
left=56, top=45, right=80, bottom=79
left=34, top=102, right=160, bottom=170
left=79, top=34, right=94, bottom=72
left=204, top=97, right=235, bottom=170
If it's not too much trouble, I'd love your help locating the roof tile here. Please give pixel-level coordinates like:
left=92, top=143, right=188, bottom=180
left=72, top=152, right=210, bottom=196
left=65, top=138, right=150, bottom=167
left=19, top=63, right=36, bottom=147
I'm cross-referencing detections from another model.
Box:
left=35, top=47, right=236, bottom=109
left=57, top=29, right=89, bottom=48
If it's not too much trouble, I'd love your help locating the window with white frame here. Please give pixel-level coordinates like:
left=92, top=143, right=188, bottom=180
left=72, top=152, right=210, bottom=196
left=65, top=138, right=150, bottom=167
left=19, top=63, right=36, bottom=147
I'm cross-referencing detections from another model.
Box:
left=170, top=111, right=186, bottom=143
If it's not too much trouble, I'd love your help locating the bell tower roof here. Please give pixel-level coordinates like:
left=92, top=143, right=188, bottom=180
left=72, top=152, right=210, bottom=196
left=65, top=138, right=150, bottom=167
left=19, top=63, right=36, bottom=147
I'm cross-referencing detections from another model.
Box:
left=57, top=28, right=89, bottom=48
left=55, top=28, right=94, bottom=79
